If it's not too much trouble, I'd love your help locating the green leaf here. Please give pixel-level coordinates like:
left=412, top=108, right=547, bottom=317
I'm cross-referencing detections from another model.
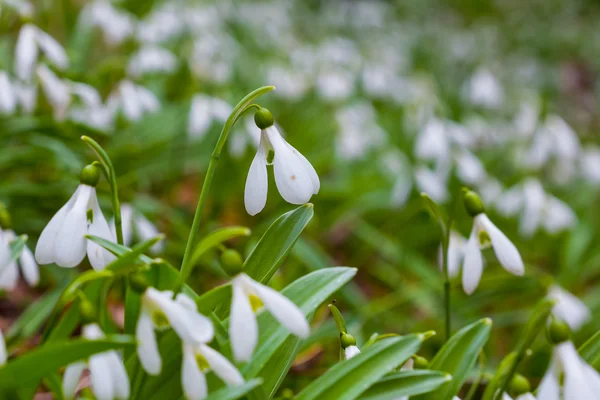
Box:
left=190, top=226, right=251, bottom=266
left=413, top=318, right=492, bottom=400
left=6, top=289, right=62, bottom=343
left=580, top=329, right=600, bottom=370
left=205, top=379, right=263, bottom=400
left=296, top=334, right=428, bottom=400
left=86, top=234, right=154, bottom=265
left=361, top=370, right=452, bottom=400
left=0, top=335, right=135, bottom=390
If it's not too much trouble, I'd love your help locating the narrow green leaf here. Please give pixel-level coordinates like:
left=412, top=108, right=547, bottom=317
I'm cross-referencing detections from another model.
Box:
left=6, top=289, right=62, bottom=343
left=580, top=330, right=600, bottom=369
left=205, top=379, right=263, bottom=400
left=190, top=226, right=251, bottom=266
left=413, top=318, right=492, bottom=400
left=361, top=370, right=452, bottom=400
left=296, top=334, right=427, bottom=400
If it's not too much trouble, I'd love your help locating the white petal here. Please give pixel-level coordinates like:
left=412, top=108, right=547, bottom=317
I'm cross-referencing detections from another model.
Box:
left=462, top=226, right=483, bottom=295
left=582, top=361, right=600, bottom=393
left=106, top=351, right=130, bottom=399
left=35, top=29, right=69, bottom=70
left=0, top=72, right=17, bottom=114
left=13, top=82, right=37, bottom=113
left=537, top=367, right=560, bottom=400
left=36, top=64, right=71, bottom=121
left=54, top=185, right=92, bottom=268
left=117, top=203, right=134, bottom=246
left=548, top=285, right=590, bottom=331
left=267, top=127, right=315, bottom=205
left=119, top=80, right=143, bottom=120
left=35, top=186, right=81, bottom=265
left=86, top=192, right=117, bottom=270
left=89, top=353, right=114, bottom=400
left=229, top=277, right=258, bottom=362
left=251, top=278, right=310, bottom=338
left=82, top=323, right=104, bottom=340
left=559, top=342, right=597, bottom=400
left=446, top=232, right=466, bottom=278
left=62, top=361, right=86, bottom=400
left=134, top=212, right=164, bottom=254
left=136, top=85, right=160, bottom=113
left=199, top=344, right=244, bottom=385
left=182, top=344, right=208, bottom=400
left=344, top=345, right=360, bottom=360
left=244, top=133, right=269, bottom=216
left=136, top=310, right=162, bottom=375
left=285, top=141, right=320, bottom=194
left=14, top=24, right=38, bottom=82
left=0, top=328, right=6, bottom=366
left=187, top=95, right=212, bottom=139
left=516, top=394, right=536, bottom=400
left=19, top=245, right=39, bottom=286
left=478, top=214, right=524, bottom=276
left=0, top=261, right=19, bottom=290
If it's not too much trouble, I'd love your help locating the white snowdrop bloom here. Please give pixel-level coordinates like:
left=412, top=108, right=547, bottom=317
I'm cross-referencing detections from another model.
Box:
left=13, top=82, right=37, bottom=114
left=137, top=4, right=184, bottom=44
left=316, top=68, right=355, bottom=101
left=514, top=98, right=540, bottom=137
left=335, top=102, right=387, bottom=161
left=35, top=176, right=116, bottom=270
left=187, top=95, right=232, bottom=140
left=415, top=119, right=450, bottom=163
left=538, top=341, right=600, bottom=400
left=34, top=29, right=69, bottom=71
left=80, top=1, right=136, bottom=46
left=36, top=65, right=71, bottom=121
left=127, top=46, right=178, bottom=77
left=548, top=286, right=590, bottom=331
left=344, top=345, right=360, bottom=360
left=62, top=324, right=130, bottom=400
left=465, top=67, right=504, bottom=109
left=462, top=207, right=524, bottom=295
left=0, top=328, right=6, bottom=366
left=439, top=231, right=467, bottom=279
left=189, top=33, right=237, bottom=84
left=181, top=341, right=244, bottom=400
left=117, top=204, right=164, bottom=255
left=229, top=273, right=309, bottom=362
left=267, top=66, right=310, bottom=100
left=110, top=80, right=160, bottom=122
left=455, top=150, right=486, bottom=185
left=244, top=120, right=319, bottom=216
left=379, top=150, right=413, bottom=208
left=579, top=147, right=600, bottom=184
left=15, top=24, right=68, bottom=82
left=495, top=185, right=524, bottom=218
left=0, top=230, right=39, bottom=290
left=0, top=72, right=17, bottom=115
left=136, top=288, right=213, bottom=375
left=3, top=0, right=34, bottom=17
left=542, top=196, right=576, bottom=234
left=544, top=116, right=580, bottom=162
left=519, top=179, right=547, bottom=237
left=477, top=179, right=503, bottom=207
left=415, top=166, right=448, bottom=203
left=68, top=81, right=102, bottom=108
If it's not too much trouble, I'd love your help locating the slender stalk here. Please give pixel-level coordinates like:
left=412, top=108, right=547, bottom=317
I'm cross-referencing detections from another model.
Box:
left=81, top=135, right=124, bottom=245
left=178, top=86, right=274, bottom=286
left=441, top=231, right=451, bottom=341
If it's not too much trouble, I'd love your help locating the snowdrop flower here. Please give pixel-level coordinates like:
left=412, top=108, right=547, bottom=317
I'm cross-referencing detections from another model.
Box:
left=340, top=332, right=360, bottom=360
left=455, top=149, right=486, bottom=185
left=108, top=80, right=160, bottom=122
left=335, top=102, right=387, bottom=161
left=230, top=273, right=309, bottom=362
left=187, top=94, right=232, bottom=140
left=579, top=146, right=600, bottom=184
left=62, top=324, right=129, bottom=400
left=464, top=67, right=504, bottom=109
left=344, top=345, right=360, bottom=360
left=127, top=46, right=178, bottom=77
left=267, top=65, right=310, bottom=100
left=80, top=1, right=136, bottom=46
left=0, top=328, right=6, bottom=366
left=548, top=285, right=590, bottom=331
left=36, top=65, right=71, bottom=120
left=415, top=118, right=450, bottom=163
left=0, top=72, right=17, bottom=115
left=35, top=164, right=115, bottom=270
left=378, top=149, right=413, bottom=207
left=439, top=231, right=467, bottom=279
left=118, top=204, right=164, bottom=254
left=461, top=189, right=524, bottom=294
left=15, top=24, right=68, bottom=82
left=415, top=166, right=449, bottom=203
left=244, top=108, right=319, bottom=216
left=316, top=68, right=356, bottom=101
left=3, top=0, right=34, bottom=17
left=13, top=81, right=37, bottom=113
left=0, top=230, right=39, bottom=290
left=136, top=288, right=213, bottom=375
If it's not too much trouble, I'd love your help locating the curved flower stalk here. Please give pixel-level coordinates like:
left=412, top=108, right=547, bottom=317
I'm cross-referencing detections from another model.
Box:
left=547, top=285, right=590, bottom=331
left=116, top=204, right=164, bottom=255
left=0, top=230, right=39, bottom=290
left=229, top=273, right=309, bottom=362
left=461, top=189, right=524, bottom=294
left=35, top=165, right=115, bottom=270
left=244, top=108, right=319, bottom=215
left=62, top=324, right=130, bottom=400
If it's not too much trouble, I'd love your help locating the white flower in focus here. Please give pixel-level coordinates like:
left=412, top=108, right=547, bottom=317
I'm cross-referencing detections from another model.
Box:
left=538, top=341, right=600, bottom=400
left=344, top=345, right=360, bottom=360
left=244, top=121, right=319, bottom=216
left=187, top=95, right=232, bottom=140
left=35, top=179, right=115, bottom=270
left=462, top=212, right=524, bottom=295
left=136, top=288, right=213, bottom=375
left=465, top=68, right=504, bottom=109
left=548, top=286, right=590, bottom=331
left=62, top=324, right=130, bottom=400
left=127, top=46, right=178, bottom=77
left=118, top=204, right=164, bottom=254
left=15, top=24, right=68, bottom=82
left=229, top=273, right=309, bottom=361
left=36, top=65, right=71, bottom=120
left=0, top=72, right=17, bottom=115
left=0, top=230, right=39, bottom=290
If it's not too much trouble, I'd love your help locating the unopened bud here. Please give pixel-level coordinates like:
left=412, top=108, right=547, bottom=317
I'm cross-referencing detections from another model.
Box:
left=220, top=249, right=244, bottom=275
left=547, top=318, right=571, bottom=344
left=340, top=333, right=356, bottom=349
left=254, top=107, right=274, bottom=129
left=79, top=298, right=97, bottom=324
left=413, top=355, right=429, bottom=369
left=80, top=163, right=101, bottom=187
left=462, top=188, right=485, bottom=217
left=509, top=373, right=531, bottom=396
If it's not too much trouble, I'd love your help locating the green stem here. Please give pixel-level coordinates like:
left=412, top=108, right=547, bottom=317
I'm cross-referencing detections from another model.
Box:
left=178, top=86, right=275, bottom=287
left=81, top=136, right=124, bottom=245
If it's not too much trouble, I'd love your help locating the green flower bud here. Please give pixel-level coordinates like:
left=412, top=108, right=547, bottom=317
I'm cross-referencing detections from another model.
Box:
left=509, top=373, right=531, bottom=396
left=254, top=107, right=274, bottom=129
left=220, top=249, right=244, bottom=276
left=129, top=272, right=149, bottom=293
left=547, top=318, right=571, bottom=344
left=340, top=333, right=356, bottom=349
left=79, top=298, right=97, bottom=324
left=462, top=188, right=485, bottom=217
left=80, top=163, right=101, bottom=187
left=413, top=355, right=429, bottom=369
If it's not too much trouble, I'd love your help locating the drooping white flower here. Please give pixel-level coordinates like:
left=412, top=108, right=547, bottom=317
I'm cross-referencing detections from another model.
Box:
left=0, top=72, right=17, bottom=115
left=0, top=229, right=39, bottom=290
left=36, top=65, right=71, bottom=121
left=244, top=124, right=319, bottom=216
left=108, top=80, right=160, bottom=122
left=538, top=341, right=600, bottom=400
left=439, top=231, right=467, bottom=279
left=344, top=345, right=360, bottom=360
left=0, top=328, right=6, bottom=366
left=127, top=46, right=178, bottom=77
left=117, top=204, right=164, bottom=254
left=415, top=118, right=450, bottom=163
left=63, top=324, right=130, bottom=400
left=548, top=286, right=590, bottom=331
left=187, top=94, right=232, bottom=140
left=316, top=68, right=356, bottom=101
left=13, top=81, right=37, bottom=113
left=455, top=149, right=486, bottom=185
left=415, top=166, right=449, bottom=203
left=3, top=0, right=34, bottom=17
left=80, top=1, right=136, bottom=46
left=579, top=146, right=600, bottom=184
left=229, top=273, right=310, bottom=362
left=35, top=183, right=115, bottom=270
left=15, top=24, right=68, bottom=82
left=462, top=213, right=524, bottom=294
left=136, top=288, right=213, bottom=375
left=464, top=68, right=504, bottom=109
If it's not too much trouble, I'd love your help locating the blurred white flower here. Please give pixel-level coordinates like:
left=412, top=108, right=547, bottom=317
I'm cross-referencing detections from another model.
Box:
left=462, top=213, right=524, bottom=294
left=548, top=285, right=590, bottom=331
left=335, top=102, right=386, bottom=161
left=190, top=33, right=237, bottom=84
left=136, top=288, right=214, bottom=375
left=36, top=65, right=71, bottom=120
left=109, top=80, right=160, bottom=122
left=415, top=118, right=450, bottom=163
left=579, top=147, right=600, bottom=184
left=344, top=345, right=360, bottom=360
left=3, top=0, right=34, bottom=17
left=118, top=204, right=164, bottom=255
left=62, top=324, right=130, bottom=400
left=502, top=394, right=536, bottom=400
left=0, top=229, right=38, bottom=290
left=229, top=273, right=309, bottom=362
left=455, top=149, right=486, bottom=185
left=244, top=125, right=319, bottom=215
left=267, top=66, right=310, bottom=100
left=187, top=94, right=232, bottom=140
left=316, top=68, right=356, bottom=101
left=80, top=1, right=136, bottom=46
left=477, top=179, right=503, bottom=207
left=379, top=150, right=413, bottom=207
left=13, top=82, right=37, bottom=114
left=415, top=166, right=448, bottom=203
left=464, top=67, right=504, bottom=109
left=35, top=183, right=115, bottom=270
left=15, top=24, right=68, bottom=82
left=439, top=231, right=467, bottom=279
left=0, top=72, right=17, bottom=115
left=137, top=4, right=184, bottom=44
left=0, top=328, right=5, bottom=366
left=127, top=46, right=178, bottom=77
left=538, top=341, right=600, bottom=400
